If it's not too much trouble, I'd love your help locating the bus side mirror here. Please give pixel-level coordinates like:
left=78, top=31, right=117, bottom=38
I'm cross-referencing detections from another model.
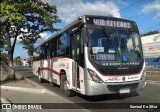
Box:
left=81, top=27, right=88, bottom=43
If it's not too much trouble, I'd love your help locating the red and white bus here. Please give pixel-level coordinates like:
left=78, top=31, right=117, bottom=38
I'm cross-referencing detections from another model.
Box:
left=32, top=15, right=146, bottom=96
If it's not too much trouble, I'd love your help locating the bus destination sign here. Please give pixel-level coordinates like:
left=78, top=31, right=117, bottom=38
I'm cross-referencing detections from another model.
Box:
left=93, top=19, right=131, bottom=28
left=86, top=17, right=132, bottom=28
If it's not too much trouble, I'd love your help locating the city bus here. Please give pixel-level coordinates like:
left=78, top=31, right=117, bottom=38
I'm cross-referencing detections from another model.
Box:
left=32, top=15, right=146, bottom=96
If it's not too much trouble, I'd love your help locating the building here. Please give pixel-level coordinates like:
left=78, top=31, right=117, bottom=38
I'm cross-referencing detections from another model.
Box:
left=141, top=33, right=160, bottom=66
left=21, top=58, right=29, bottom=66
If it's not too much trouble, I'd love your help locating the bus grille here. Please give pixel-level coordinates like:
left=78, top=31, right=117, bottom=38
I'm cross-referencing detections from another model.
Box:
left=99, top=68, right=141, bottom=75
left=107, top=83, right=139, bottom=93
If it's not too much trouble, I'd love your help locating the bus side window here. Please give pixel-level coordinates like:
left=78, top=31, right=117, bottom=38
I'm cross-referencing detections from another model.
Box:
left=33, top=47, right=40, bottom=61
left=50, top=38, right=58, bottom=58
left=57, top=33, right=69, bottom=57
left=40, top=46, right=45, bottom=59
left=44, top=43, right=49, bottom=58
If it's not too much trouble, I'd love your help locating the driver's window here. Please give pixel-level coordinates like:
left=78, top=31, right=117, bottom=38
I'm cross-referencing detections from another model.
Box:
left=134, top=34, right=141, bottom=57
left=127, top=37, right=134, bottom=51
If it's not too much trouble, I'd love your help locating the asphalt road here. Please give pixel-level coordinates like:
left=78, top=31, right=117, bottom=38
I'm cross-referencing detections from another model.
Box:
left=16, top=67, right=160, bottom=112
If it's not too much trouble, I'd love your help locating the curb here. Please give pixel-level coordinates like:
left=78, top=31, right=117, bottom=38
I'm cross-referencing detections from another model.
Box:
left=23, top=77, right=42, bottom=87
left=24, top=79, right=69, bottom=97
left=1, top=97, right=12, bottom=112
left=1, top=73, right=59, bottom=96
left=1, top=72, right=90, bottom=112
left=15, top=72, right=90, bottom=112
left=1, top=85, right=59, bottom=96
left=23, top=77, right=59, bottom=96
left=1, top=86, right=46, bottom=94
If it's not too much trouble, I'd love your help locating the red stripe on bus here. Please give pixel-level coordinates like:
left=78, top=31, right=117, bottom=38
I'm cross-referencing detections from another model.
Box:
left=40, top=67, right=60, bottom=75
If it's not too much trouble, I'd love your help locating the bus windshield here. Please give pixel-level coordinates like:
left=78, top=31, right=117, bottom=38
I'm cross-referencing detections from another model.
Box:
left=88, top=28, right=143, bottom=66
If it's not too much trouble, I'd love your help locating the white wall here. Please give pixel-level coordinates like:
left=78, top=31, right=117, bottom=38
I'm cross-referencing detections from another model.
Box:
left=141, top=33, right=160, bottom=57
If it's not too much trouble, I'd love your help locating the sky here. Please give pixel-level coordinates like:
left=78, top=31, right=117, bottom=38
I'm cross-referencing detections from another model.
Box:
left=13, top=0, right=160, bottom=58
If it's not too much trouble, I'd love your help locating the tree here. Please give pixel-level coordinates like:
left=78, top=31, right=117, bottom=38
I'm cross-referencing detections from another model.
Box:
left=0, top=39, right=5, bottom=52
left=0, top=0, right=61, bottom=76
left=141, top=30, right=160, bottom=36
left=0, top=34, right=6, bottom=52
left=0, top=53, right=8, bottom=71
left=20, top=37, right=37, bottom=56
left=14, top=56, right=22, bottom=66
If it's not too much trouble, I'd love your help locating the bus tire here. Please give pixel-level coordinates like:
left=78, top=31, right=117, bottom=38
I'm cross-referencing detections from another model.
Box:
left=38, top=71, right=44, bottom=83
left=61, top=75, right=75, bottom=97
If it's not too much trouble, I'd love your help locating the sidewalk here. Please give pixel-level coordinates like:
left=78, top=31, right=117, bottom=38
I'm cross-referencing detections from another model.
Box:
left=1, top=89, right=87, bottom=112
left=0, top=70, right=89, bottom=112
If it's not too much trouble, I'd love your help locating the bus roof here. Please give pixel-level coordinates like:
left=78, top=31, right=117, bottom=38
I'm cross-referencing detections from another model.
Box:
left=35, top=15, right=135, bottom=48
left=35, top=15, right=84, bottom=48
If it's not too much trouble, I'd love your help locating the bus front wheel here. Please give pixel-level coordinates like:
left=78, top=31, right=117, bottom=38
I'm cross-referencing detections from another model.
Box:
left=61, top=75, right=75, bottom=97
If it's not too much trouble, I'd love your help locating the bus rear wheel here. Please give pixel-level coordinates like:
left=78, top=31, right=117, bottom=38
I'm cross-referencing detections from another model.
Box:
left=61, top=75, right=75, bottom=97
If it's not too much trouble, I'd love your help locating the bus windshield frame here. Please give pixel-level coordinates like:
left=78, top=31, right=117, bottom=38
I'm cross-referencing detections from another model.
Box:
left=87, top=26, right=143, bottom=67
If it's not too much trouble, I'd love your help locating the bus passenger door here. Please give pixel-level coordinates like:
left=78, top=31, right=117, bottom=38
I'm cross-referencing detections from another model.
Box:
left=71, top=32, right=81, bottom=90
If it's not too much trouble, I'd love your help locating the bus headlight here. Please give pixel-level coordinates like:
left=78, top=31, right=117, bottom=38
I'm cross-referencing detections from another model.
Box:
left=140, top=68, right=146, bottom=80
left=87, top=68, right=103, bottom=83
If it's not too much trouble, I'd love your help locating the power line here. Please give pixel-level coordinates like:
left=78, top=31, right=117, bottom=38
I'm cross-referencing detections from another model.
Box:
left=143, top=24, right=160, bottom=31
left=116, top=0, right=160, bottom=35
left=113, top=0, right=150, bottom=16
left=141, top=24, right=160, bottom=34
left=120, top=0, right=150, bottom=13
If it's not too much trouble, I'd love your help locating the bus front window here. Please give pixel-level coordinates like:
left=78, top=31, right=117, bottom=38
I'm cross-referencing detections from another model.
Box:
left=88, top=28, right=143, bottom=66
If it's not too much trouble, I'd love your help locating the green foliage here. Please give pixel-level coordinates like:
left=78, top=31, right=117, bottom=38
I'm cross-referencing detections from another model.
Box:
left=1, top=0, right=61, bottom=30
left=0, top=0, right=61, bottom=63
left=14, top=56, right=22, bottom=65
left=141, top=30, right=160, bottom=36
left=20, top=38, right=36, bottom=56
left=0, top=39, right=5, bottom=51
left=0, top=53, right=8, bottom=71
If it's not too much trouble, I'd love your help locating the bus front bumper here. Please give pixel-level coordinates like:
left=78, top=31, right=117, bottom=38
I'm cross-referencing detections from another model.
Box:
left=84, top=79, right=146, bottom=96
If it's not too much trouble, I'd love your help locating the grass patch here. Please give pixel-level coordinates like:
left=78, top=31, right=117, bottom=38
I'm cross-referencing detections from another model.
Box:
left=0, top=69, right=9, bottom=81
left=2, top=70, right=9, bottom=76
left=146, top=72, right=160, bottom=81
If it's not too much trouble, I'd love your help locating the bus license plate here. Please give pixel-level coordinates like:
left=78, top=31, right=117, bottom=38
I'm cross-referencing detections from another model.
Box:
left=119, top=88, right=130, bottom=94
